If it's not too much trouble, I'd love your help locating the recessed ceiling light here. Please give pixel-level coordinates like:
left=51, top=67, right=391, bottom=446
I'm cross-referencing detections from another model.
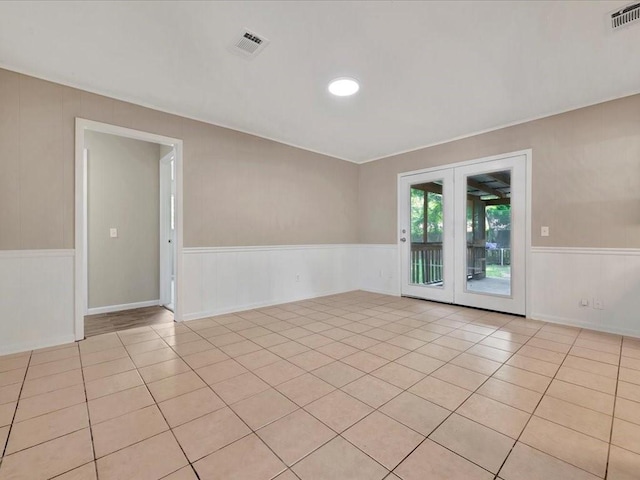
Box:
left=328, top=77, right=360, bottom=97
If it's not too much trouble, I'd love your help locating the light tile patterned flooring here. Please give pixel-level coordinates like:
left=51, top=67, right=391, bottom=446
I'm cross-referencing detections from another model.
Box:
left=0, top=291, right=639, bottom=479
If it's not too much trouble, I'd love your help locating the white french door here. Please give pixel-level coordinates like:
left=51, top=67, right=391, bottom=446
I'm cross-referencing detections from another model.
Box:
left=399, top=153, right=527, bottom=315
left=399, top=169, right=455, bottom=303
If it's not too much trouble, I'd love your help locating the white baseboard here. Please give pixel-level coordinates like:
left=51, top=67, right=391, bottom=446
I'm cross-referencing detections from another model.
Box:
left=182, top=287, right=358, bottom=322
left=530, top=312, right=640, bottom=339
left=0, top=334, right=77, bottom=357
left=359, top=287, right=401, bottom=296
left=87, top=300, right=160, bottom=315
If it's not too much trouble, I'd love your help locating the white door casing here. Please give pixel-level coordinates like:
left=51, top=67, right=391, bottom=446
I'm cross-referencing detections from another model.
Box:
left=75, top=118, right=184, bottom=340
left=159, top=150, right=176, bottom=309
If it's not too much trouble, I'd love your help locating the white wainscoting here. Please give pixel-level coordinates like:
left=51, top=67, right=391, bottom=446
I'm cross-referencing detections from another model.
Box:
left=181, top=245, right=361, bottom=321
left=530, top=247, right=640, bottom=338
left=3, top=244, right=638, bottom=356
left=357, top=244, right=400, bottom=296
left=0, top=250, right=75, bottom=355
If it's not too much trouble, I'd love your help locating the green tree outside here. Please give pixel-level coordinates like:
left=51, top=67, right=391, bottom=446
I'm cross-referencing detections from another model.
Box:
left=410, top=188, right=443, bottom=243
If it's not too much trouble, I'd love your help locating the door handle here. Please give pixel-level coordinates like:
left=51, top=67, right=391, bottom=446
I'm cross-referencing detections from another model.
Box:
left=400, top=237, right=407, bottom=243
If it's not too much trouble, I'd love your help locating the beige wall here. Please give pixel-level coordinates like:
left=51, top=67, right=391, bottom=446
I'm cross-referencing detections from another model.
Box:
left=359, top=94, right=640, bottom=248
left=86, top=131, right=160, bottom=308
left=1, top=67, right=638, bottom=252
left=0, top=68, right=359, bottom=250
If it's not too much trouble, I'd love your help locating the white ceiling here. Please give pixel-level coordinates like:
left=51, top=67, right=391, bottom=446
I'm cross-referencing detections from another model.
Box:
left=0, top=1, right=639, bottom=163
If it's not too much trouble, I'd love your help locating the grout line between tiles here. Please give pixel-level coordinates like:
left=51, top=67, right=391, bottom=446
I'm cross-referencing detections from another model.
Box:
left=0, top=351, right=31, bottom=459
left=603, top=337, right=624, bottom=480
left=77, top=341, right=100, bottom=479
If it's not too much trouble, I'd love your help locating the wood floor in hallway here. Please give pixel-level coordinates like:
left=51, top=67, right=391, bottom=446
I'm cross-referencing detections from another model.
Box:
left=84, top=306, right=174, bottom=337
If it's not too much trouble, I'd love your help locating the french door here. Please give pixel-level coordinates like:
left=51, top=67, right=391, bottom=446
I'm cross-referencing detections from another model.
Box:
left=399, top=154, right=527, bottom=315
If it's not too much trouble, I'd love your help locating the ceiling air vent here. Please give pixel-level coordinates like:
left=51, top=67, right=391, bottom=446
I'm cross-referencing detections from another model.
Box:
left=610, top=2, right=640, bottom=30
left=230, top=29, right=269, bottom=59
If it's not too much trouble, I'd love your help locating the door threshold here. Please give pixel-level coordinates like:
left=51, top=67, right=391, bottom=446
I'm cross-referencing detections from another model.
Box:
left=400, top=295, right=525, bottom=318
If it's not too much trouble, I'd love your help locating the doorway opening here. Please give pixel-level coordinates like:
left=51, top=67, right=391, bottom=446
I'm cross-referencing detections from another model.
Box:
left=75, top=119, right=183, bottom=339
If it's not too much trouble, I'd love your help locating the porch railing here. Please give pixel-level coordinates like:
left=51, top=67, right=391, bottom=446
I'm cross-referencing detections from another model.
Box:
left=410, top=243, right=443, bottom=285
left=467, top=244, right=486, bottom=279
left=486, top=248, right=511, bottom=266
left=410, top=243, right=510, bottom=284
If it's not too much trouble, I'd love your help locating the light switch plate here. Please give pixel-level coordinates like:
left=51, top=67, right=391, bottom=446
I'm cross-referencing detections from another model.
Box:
left=541, top=226, right=549, bottom=237
left=110, top=228, right=118, bottom=238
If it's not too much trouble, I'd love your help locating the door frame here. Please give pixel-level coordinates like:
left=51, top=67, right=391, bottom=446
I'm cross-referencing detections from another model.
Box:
left=74, top=118, right=185, bottom=341
left=159, top=149, right=176, bottom=309
left=396, top=149, right=533, bottom=317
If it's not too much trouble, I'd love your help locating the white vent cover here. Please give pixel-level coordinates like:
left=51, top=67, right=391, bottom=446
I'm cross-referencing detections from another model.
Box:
left=610, top=2, right=640, bottom=30
left=230, top=29, right=269, bottom=59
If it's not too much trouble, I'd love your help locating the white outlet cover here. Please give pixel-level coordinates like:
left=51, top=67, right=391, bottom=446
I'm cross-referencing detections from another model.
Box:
left=541, top=226, right=549, bottom=237
left=110, top=228, right=118, bottom=238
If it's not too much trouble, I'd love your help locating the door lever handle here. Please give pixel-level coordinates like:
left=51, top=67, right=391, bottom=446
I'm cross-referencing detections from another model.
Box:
left=400, top=237, right=407, bottom=243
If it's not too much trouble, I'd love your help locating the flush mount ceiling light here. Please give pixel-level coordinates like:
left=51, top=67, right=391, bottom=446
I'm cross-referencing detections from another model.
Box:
left=328, top=77, right=360, bottom=97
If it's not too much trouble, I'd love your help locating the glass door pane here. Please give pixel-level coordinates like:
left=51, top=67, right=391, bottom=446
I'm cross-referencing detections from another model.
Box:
left=465, top=170, right=512, bottom=297
left=410, top=183, right=444, bottom=287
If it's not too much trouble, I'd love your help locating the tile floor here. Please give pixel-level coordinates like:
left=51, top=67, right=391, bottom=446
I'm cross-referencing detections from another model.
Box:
left=1, top=291, right=639, bottom=479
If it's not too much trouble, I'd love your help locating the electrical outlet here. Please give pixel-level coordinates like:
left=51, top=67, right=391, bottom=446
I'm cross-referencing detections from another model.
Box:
left=109, top=228, right=118, bottom=238
left=295, top=274, right=300, bottom=283
left=580, top=298, right=590, bottom=307
left=541, top=226, right=549, bottom=237
left=593, top=298, right=604, bottom=310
